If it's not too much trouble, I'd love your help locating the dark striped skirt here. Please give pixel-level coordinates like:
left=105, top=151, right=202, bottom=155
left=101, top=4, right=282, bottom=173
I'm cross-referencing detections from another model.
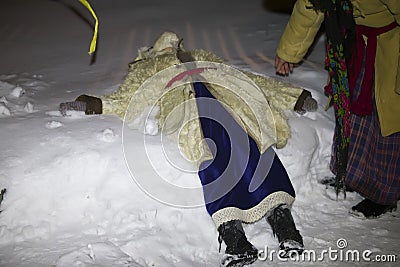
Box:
left=331, top=60, right=400, bottom=205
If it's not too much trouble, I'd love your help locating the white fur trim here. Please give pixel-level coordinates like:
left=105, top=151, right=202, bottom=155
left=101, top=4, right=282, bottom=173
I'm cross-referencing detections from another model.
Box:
left=211, top=191, right=295, bottom=228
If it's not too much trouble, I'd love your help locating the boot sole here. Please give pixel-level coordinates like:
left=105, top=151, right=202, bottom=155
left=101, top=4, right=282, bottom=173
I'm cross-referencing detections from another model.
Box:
left=349, top=205, right=397, bottom=219
left=220, top=253, right=258, bottom=267
left=279, top=247, right=305, bottom=258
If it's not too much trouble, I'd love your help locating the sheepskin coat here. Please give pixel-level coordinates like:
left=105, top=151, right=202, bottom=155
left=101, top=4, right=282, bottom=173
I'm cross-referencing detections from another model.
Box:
left=101, top=49, right=305, bottom=163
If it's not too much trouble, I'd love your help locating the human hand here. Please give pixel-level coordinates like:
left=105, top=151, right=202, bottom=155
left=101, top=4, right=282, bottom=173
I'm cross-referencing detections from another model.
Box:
left=275, top=55, right=294, bottom=76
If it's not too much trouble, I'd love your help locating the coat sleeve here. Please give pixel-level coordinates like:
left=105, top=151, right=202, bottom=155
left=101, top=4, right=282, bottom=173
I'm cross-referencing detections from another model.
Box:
left=380, top=0, right=400, bottom=24
left=276, top=0, right=324, bottom=63
left=380, top=0, right=400, bottom=94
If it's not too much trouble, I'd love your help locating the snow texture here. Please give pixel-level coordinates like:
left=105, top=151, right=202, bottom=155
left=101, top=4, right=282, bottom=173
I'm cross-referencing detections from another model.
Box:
left=0, top=0, right=398, bottom=267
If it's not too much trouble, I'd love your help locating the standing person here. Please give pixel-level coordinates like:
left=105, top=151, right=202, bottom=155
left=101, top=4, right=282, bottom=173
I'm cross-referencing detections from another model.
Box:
left=275, top=0, right=400, bottom=218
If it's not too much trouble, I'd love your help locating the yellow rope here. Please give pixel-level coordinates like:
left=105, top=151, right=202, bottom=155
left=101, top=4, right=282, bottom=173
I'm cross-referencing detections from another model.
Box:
left=79, top=0, right=98, bottom=55
left=325, top=95, right=333, bottom=111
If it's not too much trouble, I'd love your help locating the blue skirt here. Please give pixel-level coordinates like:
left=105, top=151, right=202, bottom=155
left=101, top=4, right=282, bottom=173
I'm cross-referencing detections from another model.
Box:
left=193, top=82, right=295, bottom=227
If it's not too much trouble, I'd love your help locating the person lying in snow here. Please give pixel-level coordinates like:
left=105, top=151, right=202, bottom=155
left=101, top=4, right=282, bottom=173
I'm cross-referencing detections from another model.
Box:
left=60, top=31, right=317, bottom=267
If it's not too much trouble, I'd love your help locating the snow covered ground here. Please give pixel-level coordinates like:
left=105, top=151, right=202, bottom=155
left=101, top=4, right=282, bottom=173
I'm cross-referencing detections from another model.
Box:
left=0, top=0, right=398, bottom=266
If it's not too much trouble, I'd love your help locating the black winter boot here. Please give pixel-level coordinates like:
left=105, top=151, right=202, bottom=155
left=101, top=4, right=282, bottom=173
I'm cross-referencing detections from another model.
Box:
left=266, top=204, right=304, bottom=257
left=217, top=220, right=258, bottom=267
left=350, top=198, right=397, bottom=219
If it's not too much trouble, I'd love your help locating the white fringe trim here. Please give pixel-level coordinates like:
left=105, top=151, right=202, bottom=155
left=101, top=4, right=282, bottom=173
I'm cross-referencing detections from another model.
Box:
left=211, top=191, right=295, bottom=228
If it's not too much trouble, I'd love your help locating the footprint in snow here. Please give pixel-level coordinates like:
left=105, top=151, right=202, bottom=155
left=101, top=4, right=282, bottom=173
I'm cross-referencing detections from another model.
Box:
left=24, top=102, right=34, bottom=113
left=371, top=228, right=389, bottom=236
left=97, top=128, right=117, bottom=143
left=9, top=86, right=25, bottom=98
left=46, top=121, right=63, bottom=129
left=0, top=103, right=11, bottom=117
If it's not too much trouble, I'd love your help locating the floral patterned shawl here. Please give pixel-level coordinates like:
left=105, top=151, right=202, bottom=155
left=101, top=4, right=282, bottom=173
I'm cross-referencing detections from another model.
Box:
left=309, top=0, right=356, bottom=197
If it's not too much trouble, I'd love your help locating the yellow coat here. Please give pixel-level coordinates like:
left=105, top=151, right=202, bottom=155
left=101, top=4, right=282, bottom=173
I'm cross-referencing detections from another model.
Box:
left=276, top=0, right=400, bottom=136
